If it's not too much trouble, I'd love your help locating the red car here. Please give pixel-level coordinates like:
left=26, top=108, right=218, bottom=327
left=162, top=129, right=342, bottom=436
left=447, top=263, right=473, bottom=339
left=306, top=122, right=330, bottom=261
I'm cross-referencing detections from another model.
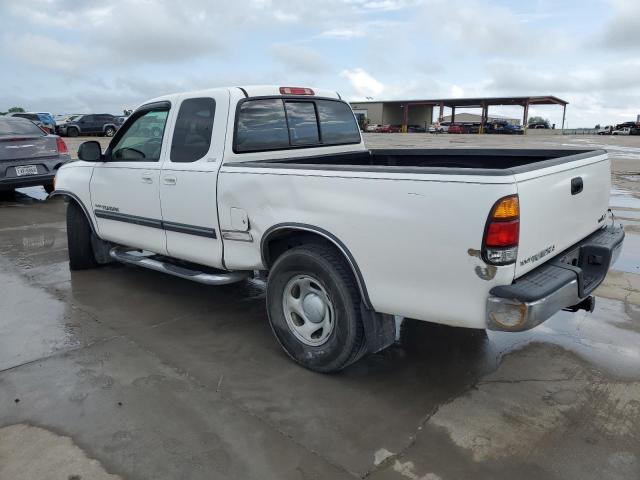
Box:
left=376, top=124, right=401, bottom=133
left=447, top=124, right=465, bottom=134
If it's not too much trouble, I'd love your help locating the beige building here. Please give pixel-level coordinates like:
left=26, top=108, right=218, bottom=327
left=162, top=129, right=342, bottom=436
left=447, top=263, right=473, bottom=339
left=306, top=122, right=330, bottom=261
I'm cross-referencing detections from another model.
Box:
left=351, top=102, right=433, bottom=128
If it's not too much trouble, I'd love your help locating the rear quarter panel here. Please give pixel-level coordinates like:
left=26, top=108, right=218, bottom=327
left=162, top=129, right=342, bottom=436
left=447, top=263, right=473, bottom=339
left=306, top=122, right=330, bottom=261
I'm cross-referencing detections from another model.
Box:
left=218, top=166, right=517, bottom=328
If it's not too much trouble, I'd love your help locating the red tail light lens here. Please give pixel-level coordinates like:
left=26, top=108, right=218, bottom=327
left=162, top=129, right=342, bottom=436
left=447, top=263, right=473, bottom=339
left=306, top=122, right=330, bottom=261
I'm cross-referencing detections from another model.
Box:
left=279, top=87, right=315, bottom=95
left=485, top=220, right=519, bottom=247
left=56, top=137, right=68, bottom=154
left=482, top=195, right=520, bottom=265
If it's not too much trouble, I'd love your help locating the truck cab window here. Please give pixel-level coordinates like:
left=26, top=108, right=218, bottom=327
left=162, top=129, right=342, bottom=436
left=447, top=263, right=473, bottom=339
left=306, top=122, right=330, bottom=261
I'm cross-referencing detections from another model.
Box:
left=111, top=110, right=168, bottom=162
left=170, top=97, right=216, bottom=162
left=285, top=101, right=319, bottom=145
left=235, top=99, right=289, bottom=152
left=316, top=100, right=361, bottom=144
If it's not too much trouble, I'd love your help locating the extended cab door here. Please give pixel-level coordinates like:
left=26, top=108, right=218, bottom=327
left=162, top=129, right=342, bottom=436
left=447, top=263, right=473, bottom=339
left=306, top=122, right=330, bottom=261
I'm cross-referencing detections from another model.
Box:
left=90, top=102, right=172, bottom=254
left=159, top=92, right=229, bottom=267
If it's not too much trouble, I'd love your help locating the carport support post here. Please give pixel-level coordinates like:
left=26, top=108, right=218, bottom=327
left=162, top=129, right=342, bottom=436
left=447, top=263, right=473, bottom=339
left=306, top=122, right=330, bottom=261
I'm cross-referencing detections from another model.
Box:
left=402, top=104, right=409, bottom=133
left=451, top=107, right=456, bottom=124
left=480, top=103, right=487, bottom=134
left=523, top=101, right=530, bottom=135
left=438, top=102, right=444, bottom=122
left=561, top=104, right=567, bottom=134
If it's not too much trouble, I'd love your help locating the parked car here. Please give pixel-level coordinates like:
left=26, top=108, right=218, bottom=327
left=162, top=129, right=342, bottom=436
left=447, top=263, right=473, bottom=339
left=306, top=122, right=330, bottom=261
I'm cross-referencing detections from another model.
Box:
left=486, top=121, right=524, bottom=135
left=447, top=124, right=465, bottom=134
left=528, top=122, right=550, bottom=129
left=5, top=112, right=55, bottom=133
left=0, top=116, right=70, bottom=193
left=612, top=127, right=631, bottom=135
left=614, top=122, right=638, bottom=130
left=55, top=114, right=82, bottom=134
left=365, top=124, right=380, bottom=132
left=58, top=114, right=118, bottom=137
left=53, top=85, right=623, bottom=373
left=375, top=124, right=401, bottom=133
left=407, top=125, right=426, bottom=133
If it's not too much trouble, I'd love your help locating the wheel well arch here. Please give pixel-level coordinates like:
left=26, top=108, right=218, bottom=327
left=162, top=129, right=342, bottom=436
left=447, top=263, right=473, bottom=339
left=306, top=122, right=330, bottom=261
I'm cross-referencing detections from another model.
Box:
left=49, top=190, right=97, bottom=235
left=261, top=223, right=372, bottom=309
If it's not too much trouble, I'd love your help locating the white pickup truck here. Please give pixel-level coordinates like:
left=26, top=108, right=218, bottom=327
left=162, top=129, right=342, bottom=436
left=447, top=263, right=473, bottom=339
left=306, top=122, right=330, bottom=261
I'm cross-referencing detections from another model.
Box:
left=52, top=85, right=624, bottom=372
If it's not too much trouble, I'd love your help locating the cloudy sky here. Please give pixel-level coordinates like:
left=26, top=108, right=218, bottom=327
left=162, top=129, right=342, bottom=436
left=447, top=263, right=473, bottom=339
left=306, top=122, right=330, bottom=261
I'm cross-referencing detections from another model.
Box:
left=1, top=0, right=638, bottom=127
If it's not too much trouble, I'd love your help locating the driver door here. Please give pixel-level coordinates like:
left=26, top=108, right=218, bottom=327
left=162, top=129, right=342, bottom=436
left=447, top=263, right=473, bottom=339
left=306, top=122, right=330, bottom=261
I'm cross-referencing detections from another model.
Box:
left=90, top=102, right=172, bottom=254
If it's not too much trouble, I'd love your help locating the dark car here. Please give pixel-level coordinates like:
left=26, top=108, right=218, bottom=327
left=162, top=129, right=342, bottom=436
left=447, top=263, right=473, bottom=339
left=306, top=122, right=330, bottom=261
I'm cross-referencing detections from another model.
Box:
left=0, top=116, right=71, bottom=193
left=58, top=114, right=118, bottom=137
left=486, top=121, right=523, bottom=135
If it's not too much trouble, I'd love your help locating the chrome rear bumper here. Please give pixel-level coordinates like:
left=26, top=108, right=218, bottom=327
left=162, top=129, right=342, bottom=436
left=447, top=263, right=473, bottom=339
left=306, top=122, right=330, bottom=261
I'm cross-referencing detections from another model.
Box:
left=487, top=224, right=624, bottom=331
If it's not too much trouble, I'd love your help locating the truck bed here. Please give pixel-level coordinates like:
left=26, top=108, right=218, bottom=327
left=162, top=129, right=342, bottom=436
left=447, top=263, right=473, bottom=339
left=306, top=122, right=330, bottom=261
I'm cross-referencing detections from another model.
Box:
left=240, top=149, right=604, bottom=174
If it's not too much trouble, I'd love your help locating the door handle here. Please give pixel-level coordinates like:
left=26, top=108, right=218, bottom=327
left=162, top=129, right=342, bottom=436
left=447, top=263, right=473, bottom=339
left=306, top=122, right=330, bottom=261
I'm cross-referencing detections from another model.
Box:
left=163, top=176, right=177, bottom=186
left=571, top=177, right=583, bottom=195
left=141, top=173, right=154, bottom=184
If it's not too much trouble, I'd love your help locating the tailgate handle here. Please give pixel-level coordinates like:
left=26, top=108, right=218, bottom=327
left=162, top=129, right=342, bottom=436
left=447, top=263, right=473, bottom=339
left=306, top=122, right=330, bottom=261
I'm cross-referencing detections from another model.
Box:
left=571, top=177, right=583, bottom=195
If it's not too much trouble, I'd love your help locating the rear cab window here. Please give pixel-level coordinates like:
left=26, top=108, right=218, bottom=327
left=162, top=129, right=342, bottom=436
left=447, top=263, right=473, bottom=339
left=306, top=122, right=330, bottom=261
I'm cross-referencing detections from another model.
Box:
left=234, top=97, right=360, bottom=153
left=170, top=97, right=216, bottom=163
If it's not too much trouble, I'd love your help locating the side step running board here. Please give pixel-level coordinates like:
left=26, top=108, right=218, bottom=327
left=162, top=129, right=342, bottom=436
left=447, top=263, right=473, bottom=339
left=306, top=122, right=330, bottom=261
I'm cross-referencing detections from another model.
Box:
left=109, top=247, right=251, bottom=285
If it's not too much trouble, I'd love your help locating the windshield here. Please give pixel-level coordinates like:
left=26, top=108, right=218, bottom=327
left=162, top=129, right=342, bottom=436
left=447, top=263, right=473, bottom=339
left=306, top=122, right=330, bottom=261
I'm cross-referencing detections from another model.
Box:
left=0, top=118, right=45, bottom=136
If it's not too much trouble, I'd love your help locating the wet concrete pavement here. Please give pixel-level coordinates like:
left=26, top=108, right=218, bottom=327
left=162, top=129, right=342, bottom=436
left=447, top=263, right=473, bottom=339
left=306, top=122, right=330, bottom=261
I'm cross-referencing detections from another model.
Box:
left=1, top=135, right=639, bottom=479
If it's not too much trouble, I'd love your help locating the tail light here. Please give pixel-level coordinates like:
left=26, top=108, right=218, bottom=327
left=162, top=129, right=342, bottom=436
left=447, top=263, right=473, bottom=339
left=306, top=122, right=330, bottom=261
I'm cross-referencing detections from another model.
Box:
left=482, top=195, right=519, bottom=265
left=279, top=87, right=314, bottom=95
left=56, top=136, right=68, bottom=154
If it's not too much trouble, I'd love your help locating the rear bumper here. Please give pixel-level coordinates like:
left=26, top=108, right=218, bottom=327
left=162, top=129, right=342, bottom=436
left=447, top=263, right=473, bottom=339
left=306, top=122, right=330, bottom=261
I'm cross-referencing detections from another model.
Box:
left=487, top=224, right=625, bottom=331
left=0, top=172, right=55, bottom=190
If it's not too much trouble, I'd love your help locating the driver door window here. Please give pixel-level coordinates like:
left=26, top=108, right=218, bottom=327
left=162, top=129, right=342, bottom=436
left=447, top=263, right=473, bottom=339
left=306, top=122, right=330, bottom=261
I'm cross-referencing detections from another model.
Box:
left=90, top=106, right=171, bottom=255
left=112, top=110, right=168, bottom=162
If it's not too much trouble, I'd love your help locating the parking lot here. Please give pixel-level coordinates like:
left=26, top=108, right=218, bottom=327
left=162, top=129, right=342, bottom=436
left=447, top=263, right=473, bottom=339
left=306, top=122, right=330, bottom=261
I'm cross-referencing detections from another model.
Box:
left=1, top=133, right=639, bottom=479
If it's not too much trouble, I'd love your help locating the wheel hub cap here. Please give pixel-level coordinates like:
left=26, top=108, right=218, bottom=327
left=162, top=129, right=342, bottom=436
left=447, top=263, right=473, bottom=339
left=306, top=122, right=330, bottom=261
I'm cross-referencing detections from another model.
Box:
left=302, top=293, right=326, bottom=324
left=282, top=275, right=335, bottom=346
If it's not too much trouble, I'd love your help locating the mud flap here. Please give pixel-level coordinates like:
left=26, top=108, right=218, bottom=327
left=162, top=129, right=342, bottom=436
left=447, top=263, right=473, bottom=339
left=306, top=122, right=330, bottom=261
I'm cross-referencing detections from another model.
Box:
left=360, top=304, right=396, bottom=353
left=91, top=234, right=114, bottom=265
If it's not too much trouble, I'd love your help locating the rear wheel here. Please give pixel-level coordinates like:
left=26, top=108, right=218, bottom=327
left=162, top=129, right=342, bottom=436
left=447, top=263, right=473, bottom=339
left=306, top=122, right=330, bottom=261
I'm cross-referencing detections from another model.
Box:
left=266, top=244, right=366, bottom=373
left=67, top=127, right=79, bottom=137
left=66, top=200, right=98, bottom=270
left=104, top=126, right=116, bottom=137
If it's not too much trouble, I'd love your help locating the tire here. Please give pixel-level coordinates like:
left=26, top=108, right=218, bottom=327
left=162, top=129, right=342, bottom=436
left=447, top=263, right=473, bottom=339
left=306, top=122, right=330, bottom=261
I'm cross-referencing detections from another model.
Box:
left=44, top=183, right=55, bottom=194
left=104, top=126, right=115, bottom=137
left=66, top=200, right=98, bottom=270
left=67, top=127, right=79, bottom=137
left=266, top=243, right=366, bottom=373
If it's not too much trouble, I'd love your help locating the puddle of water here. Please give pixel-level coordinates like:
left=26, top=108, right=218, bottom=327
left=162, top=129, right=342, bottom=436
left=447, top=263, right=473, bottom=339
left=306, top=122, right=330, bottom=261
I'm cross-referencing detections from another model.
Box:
left=15, top=186, right=49, bottom=201
left=485, top=297, right=640, bottom=378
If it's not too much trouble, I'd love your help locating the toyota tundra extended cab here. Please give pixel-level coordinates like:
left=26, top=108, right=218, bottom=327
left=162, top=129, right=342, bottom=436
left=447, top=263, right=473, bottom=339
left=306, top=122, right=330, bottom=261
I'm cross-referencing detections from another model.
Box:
left=52, top=85, right=624, bottom=372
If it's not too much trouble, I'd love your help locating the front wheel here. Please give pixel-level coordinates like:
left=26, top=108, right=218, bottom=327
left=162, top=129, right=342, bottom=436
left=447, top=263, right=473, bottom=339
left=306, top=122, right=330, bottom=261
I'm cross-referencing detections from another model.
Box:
left=266, top=244, right=366, bottom=373
left=44, top=183, right=55, bottom=194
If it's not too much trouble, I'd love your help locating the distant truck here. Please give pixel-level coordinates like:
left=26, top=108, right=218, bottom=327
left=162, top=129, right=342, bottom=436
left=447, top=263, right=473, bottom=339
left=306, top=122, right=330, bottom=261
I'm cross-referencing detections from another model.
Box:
left=52, top=85, right=624, bottom=372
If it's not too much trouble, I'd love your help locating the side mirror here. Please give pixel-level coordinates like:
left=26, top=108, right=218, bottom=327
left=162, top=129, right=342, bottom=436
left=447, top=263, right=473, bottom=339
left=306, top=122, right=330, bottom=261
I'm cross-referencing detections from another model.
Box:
left=77, top=141, right=103, bottom=162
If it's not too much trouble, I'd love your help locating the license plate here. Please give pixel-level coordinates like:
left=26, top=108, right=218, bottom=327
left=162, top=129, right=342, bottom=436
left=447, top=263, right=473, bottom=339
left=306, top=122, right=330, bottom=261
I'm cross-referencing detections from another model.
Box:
left=15, top=165, right=38, bottom=176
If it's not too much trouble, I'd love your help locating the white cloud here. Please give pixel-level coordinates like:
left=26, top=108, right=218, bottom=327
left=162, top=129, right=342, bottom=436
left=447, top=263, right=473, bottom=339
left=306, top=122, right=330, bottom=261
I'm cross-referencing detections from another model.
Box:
left=269, top=44, right=329, bottom=73
left=340, top=68, right=385, bottom=99
left=600, top=0, right=640, bottom=49
left=319, top=28, right=365, bottom=39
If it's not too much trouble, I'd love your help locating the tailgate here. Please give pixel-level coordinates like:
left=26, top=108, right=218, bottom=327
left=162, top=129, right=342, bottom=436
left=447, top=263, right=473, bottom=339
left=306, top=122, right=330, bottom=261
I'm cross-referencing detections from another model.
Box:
left=514, top=151, right=610, bottom=278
